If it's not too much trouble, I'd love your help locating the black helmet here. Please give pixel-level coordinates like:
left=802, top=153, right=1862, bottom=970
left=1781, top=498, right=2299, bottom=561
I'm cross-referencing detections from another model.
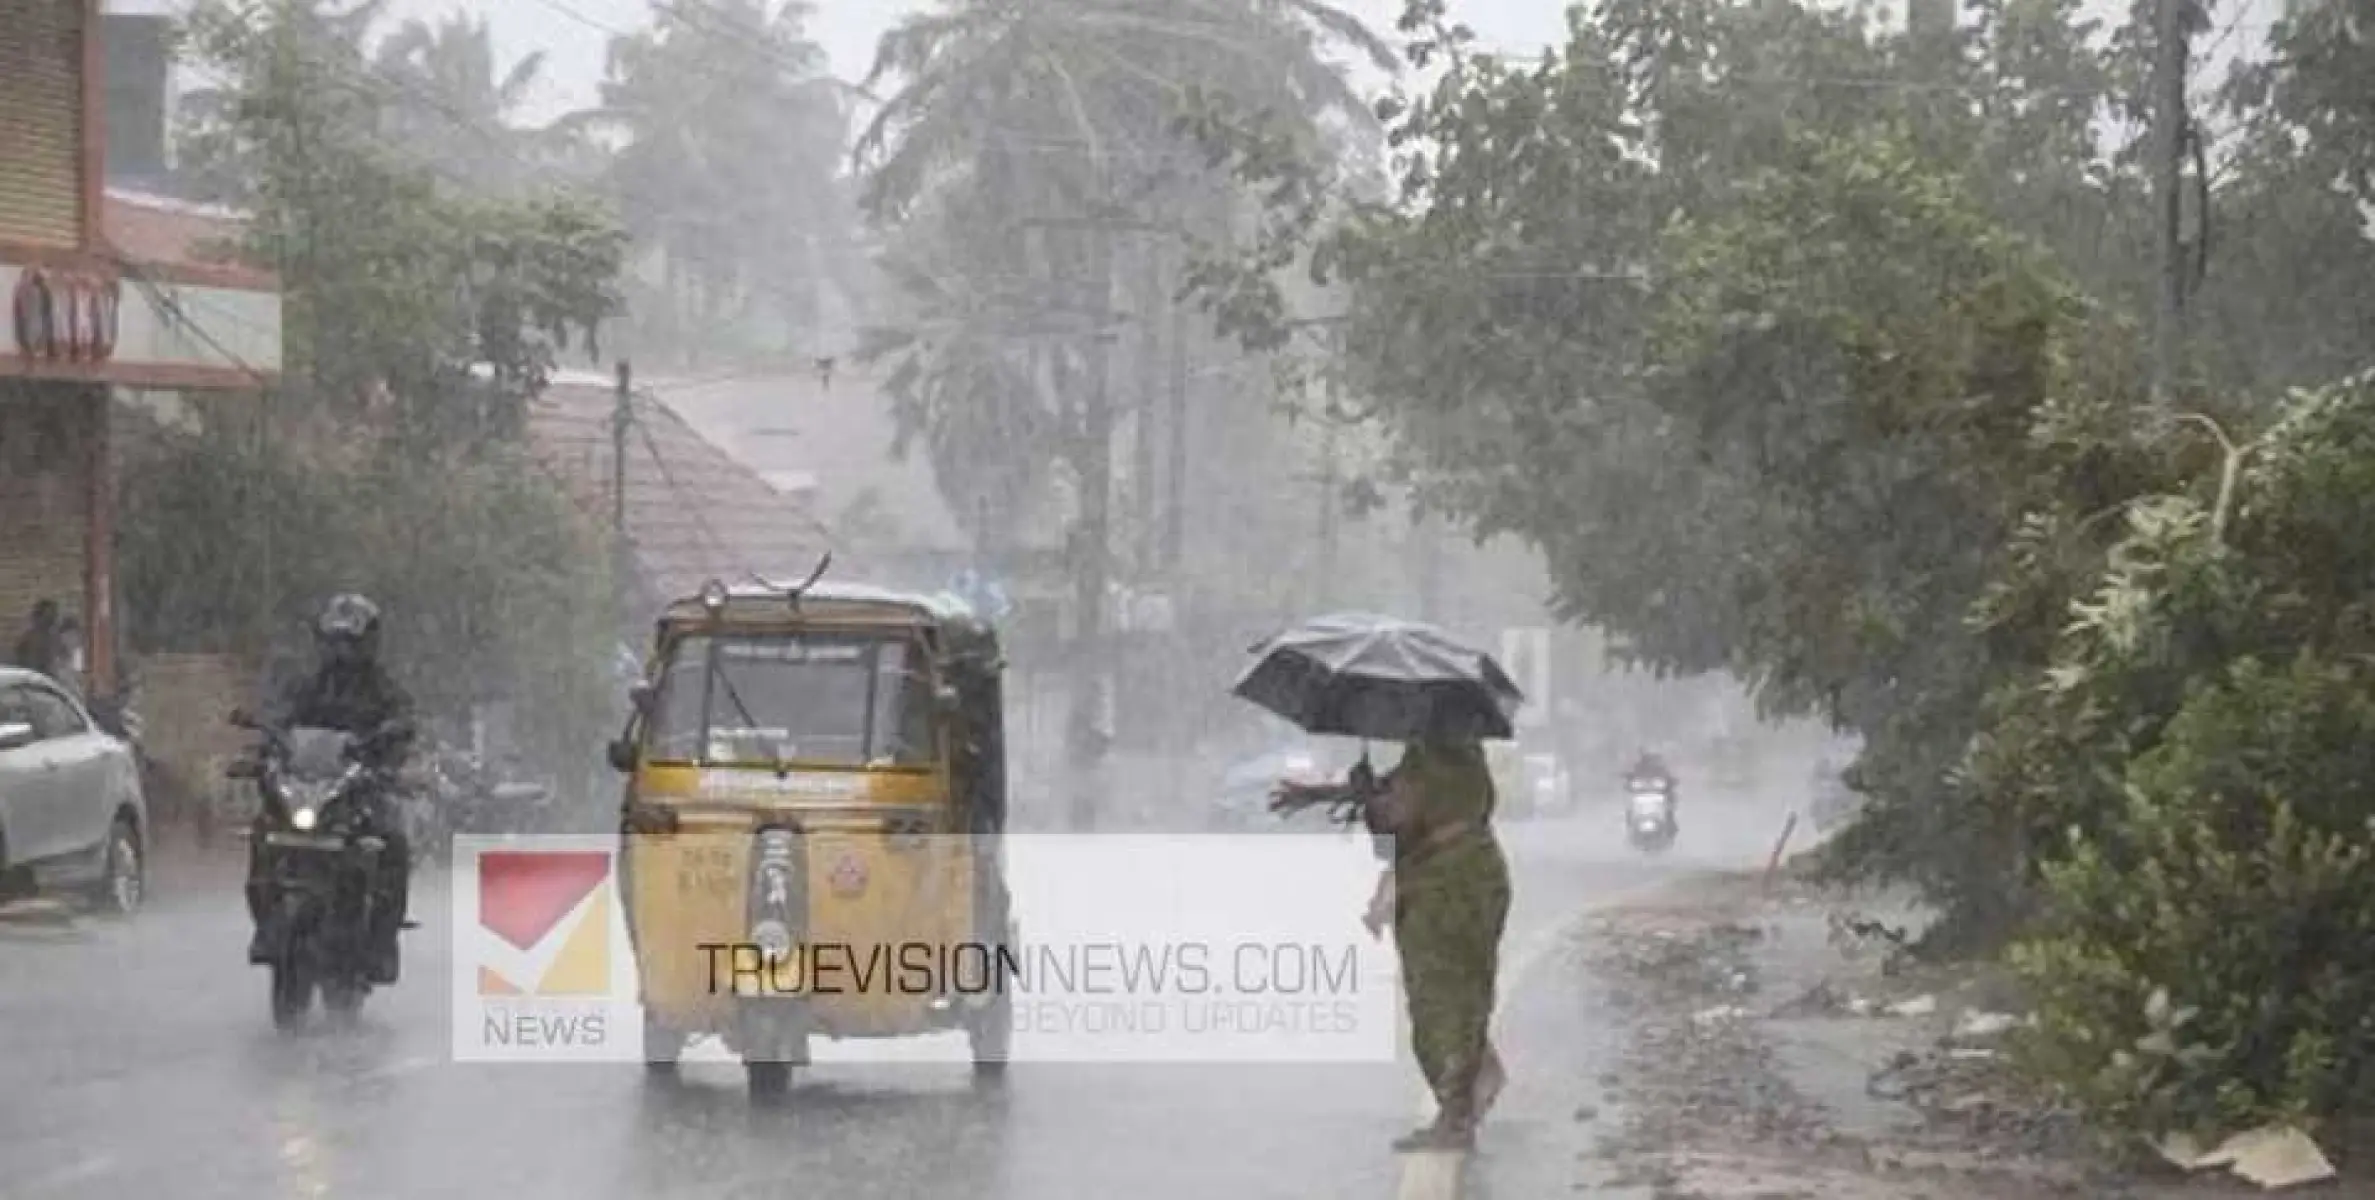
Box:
left=315, top=593, right=382, bottom=664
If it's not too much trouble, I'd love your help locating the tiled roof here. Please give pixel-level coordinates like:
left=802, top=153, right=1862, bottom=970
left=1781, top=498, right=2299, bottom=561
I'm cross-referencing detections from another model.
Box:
left=100, top=188, right=277, bottom=290
left=526, top=373, right=834, bottom=615
left=653, top=367, right=979, bottom=553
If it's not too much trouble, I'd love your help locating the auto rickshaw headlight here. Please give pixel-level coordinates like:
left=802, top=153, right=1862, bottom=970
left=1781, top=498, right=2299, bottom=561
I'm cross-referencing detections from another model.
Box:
left=290, top=806, right=318, bottom=832
left=699, top=578, right=730, bottom=614
left=751, top=919, right=792, bottom=961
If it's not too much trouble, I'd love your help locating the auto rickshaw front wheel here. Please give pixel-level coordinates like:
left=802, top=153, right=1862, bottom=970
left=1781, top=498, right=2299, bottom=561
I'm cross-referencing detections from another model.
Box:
left=642, top=1012, right=685, bottom=1074
left=968, top=992, right=1013, bottom=1081
left=745, top=1059, right=794, bottom=1101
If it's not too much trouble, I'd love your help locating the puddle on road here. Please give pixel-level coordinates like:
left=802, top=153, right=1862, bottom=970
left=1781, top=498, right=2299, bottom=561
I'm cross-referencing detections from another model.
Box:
left=1764, top=1018, right=1929, bottom=1141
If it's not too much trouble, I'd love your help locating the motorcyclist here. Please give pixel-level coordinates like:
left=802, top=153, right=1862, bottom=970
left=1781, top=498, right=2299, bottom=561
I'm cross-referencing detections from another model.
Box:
left=1624, top=747, right=1675, bottom=793
left=245, top=593, right=416, bottom=982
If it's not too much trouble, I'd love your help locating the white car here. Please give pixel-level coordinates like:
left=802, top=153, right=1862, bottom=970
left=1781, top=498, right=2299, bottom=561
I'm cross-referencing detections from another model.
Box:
left=0, top=667, right=148, bottom=914
left=1520, top=752, right=1575, bottom=818
left=1213, top=740, right=1355, bottom=831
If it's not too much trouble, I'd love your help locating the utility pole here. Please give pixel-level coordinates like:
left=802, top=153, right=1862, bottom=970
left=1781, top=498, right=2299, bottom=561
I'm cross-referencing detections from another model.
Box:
left=1316, top=326, right=1343, bottom=610
left=1067, top=226, right=1117, bottom=832
left=1163, top=271, right=1189, bottom=572
left=612, top=360, right=631, bottom=540
left=1414, top=509, right=1444, bottom=625
left=612, top=360, right=634, bottom=637
left=2150, top=0, right=2189, bottom=406
left=1133, top=243, right=1163, bottom=578
left=1018, top=209, right=1181, bottom=831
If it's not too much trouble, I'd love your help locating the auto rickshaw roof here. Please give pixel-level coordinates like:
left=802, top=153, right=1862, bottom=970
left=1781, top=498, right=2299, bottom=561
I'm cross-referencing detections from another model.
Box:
left=655, top=579, right=1000, bottom=656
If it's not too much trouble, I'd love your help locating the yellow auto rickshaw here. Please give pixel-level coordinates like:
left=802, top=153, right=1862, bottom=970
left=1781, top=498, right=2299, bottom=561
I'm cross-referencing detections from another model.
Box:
left=606, top=561, right=1014, bottom=1099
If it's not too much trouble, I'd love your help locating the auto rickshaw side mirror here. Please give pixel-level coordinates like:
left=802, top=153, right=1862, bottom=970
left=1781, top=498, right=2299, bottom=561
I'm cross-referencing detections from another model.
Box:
left=606, top=737, right=638, bottom=774
left=627, top=681, right=656, bottom=714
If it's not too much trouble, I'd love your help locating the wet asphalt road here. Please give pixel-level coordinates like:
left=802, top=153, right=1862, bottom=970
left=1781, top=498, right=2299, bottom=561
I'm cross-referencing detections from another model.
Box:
left=0, top=804, right=1783, bottom=1200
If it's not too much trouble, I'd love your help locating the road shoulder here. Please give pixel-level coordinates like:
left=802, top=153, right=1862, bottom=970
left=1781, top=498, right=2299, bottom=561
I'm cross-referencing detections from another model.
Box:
left=1550, top=866, right=2319, bottom=1199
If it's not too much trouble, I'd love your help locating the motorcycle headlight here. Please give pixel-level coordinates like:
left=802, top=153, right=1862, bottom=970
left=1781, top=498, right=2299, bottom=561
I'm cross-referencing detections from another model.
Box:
left=290, top=806, right=318, bottom=832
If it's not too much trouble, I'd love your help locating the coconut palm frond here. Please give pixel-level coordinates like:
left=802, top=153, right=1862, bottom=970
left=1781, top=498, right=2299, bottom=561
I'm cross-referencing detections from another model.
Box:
left=1274, top=0, right=1400, bottom=74
left=495, top=49, right=547, bottom=112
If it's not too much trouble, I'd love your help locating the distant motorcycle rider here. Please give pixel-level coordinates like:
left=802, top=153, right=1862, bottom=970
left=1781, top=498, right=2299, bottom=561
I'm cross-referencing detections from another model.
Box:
left=1625, top=747, right=1675, bottom=792
left=245, top=593, right=416, bottom=982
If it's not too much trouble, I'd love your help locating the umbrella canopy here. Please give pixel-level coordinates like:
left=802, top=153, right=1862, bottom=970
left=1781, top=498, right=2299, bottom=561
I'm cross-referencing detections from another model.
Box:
left=1232, top=612, right=1526, bottom=742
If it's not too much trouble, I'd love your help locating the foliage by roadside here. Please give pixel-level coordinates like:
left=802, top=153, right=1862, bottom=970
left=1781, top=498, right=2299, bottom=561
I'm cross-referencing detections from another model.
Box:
left=2003, top=373, right=2375, bottom=1140
left=118, top=421, right=618, bottom=781
left=138, top=0, right=627, bottom=777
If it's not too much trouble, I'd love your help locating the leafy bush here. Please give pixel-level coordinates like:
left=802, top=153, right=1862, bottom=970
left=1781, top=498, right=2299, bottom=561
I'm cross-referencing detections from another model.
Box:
left=119, top=421, right=619, bottom=785
left=2002, top=372, right=2375, bottom=1137
left=2013, top=656, right=2375, bottom=1137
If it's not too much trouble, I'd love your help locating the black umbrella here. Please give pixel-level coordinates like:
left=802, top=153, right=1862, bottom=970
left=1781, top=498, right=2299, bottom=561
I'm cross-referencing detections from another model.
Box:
left=1232, top=612, right=1525, bottom=742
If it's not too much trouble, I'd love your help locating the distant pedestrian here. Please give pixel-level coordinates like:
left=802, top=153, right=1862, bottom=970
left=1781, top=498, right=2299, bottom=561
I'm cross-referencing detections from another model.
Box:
left=52, top=614, right=86, bottom=697
left=10, top=599, right=63, bottom=677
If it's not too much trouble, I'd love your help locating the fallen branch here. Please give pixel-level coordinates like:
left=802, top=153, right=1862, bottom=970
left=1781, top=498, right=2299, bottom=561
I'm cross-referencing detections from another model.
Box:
left=1765, top=810, right=1800, bottom=892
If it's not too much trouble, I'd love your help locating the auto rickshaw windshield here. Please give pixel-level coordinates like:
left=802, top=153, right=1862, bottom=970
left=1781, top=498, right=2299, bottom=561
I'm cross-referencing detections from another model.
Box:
left=643, top=632, right=936, bottom=768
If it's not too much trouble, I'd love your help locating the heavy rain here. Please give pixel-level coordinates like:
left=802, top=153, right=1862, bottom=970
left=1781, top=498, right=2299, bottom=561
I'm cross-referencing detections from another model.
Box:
left=2, top=0, right=2371, bottom=1195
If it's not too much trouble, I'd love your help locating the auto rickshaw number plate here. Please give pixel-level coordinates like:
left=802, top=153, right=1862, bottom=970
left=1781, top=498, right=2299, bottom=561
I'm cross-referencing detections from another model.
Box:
left=675, top=844, right=738, bottom=897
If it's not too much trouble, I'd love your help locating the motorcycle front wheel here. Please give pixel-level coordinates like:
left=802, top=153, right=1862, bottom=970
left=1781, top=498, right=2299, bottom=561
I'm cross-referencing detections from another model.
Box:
left=321, top=978, right=368, bottom=1024
left=270, top=962, right=314, bottom=1032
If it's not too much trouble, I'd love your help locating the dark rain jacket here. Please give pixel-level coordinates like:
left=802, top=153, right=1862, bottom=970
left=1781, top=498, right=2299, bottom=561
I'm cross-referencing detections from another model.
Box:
left=269, top=661, right=416, bottom=767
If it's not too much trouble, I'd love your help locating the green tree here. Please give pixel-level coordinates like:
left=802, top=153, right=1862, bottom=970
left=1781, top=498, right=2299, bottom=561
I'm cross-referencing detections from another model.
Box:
left=370, top=12, right=583, bottom=197
left=180, top=0, right=624, bottom=435
left=143, top=0, right=629, bottom=785
left=855, top=0, right=1392, bottom=551
left=2002, top=374, right=2375, bottom=1137
left=1175, top=0, right=2192, bottom=939
left=588, top=0, right=857, bottom=364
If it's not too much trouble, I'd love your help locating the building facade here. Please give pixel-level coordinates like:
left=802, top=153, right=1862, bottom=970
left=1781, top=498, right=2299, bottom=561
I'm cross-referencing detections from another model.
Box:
left=0, top=0, right=282, bottom=693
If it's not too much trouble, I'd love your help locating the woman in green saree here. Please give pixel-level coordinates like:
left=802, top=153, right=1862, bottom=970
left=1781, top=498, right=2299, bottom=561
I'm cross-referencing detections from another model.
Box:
left=1295, top=737, right=1512, bottom=1150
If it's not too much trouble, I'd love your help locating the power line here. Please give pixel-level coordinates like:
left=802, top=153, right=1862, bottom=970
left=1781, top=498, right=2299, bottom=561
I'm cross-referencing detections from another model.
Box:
left=108, top=250, right=278, bottom=390
left=623, top=393, right=738, bottom=564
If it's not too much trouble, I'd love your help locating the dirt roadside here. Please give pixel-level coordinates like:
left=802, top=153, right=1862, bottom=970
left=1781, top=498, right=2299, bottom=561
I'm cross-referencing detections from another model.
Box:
left=1567, top=865, right=2370, bottom=1200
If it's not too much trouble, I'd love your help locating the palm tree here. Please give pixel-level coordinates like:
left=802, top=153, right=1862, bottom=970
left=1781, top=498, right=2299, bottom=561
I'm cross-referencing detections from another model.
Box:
left=370, top=13, right=561, bottom=196
left=856, top=0, right=1394, bottom=522
left=855, top=0, right=1395, bottom=811
left=857, top=0, right=1393, bottom=223
left=175, top=0, right=393, bottom=203
left=586, top=0, right=859, bottom=364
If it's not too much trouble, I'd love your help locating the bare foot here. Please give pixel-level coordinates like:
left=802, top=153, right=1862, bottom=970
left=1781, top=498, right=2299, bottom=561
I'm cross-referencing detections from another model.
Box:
left=1474, top=1046, right=1507, bottom=1122
left=1391, top=1120, right=1475, bottom=1153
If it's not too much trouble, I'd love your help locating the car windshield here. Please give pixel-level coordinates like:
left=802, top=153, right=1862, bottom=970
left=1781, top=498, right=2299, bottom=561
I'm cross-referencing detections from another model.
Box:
left=644, top=633, right=934, bottom=768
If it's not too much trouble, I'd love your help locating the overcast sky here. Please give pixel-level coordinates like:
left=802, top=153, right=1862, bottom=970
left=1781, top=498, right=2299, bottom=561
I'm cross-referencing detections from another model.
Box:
left=108, top=0, right=1580, bottom=123
left=104, top=0, right=2281, bottom=134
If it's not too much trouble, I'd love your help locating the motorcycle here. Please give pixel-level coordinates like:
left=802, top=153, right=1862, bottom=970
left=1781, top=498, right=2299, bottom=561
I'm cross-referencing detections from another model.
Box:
left=228, top=710, right=411, bottom=1031
left=1624, top=776, right=1678, bottom=853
